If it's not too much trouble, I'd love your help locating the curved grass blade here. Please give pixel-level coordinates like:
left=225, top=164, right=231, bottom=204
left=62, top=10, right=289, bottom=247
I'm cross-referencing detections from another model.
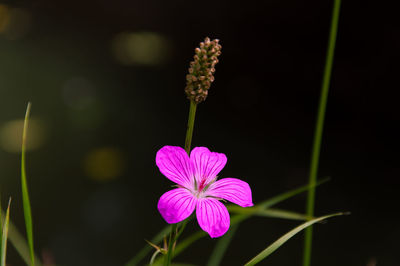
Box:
left=169, top=230, right=205, bottom=260
left=150, top=249, right=162, bottom=265
left=244, top=212, right=348, bottom=266
left=303, top=0, right=342, bottom=265
left=152, top=230, right=206, bottom=266
left=126, top=216, right=195, bottom=266
left=125, top=225, right=171, bottom=266
left=170, top=264, right=197, bottom=266
left=257, top=177, right=329, bottom=211
left=1, top=198, right=11, bottom=266
left=207, top=224, right=239, bottom=266
left=0, top=195, right=2, bottom=252
left=206, top=209, right=311, bottom=266
left=21, top=102, right=35, bottom=266
left=203, top=178, right=328, bottom=266
left=228, top=207, right=312, bottom=221
left=0, top=210, right=42, bottom=266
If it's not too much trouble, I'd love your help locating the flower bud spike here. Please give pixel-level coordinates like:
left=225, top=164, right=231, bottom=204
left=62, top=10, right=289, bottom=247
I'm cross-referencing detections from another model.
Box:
left=184, top=37, right=222, bottom=103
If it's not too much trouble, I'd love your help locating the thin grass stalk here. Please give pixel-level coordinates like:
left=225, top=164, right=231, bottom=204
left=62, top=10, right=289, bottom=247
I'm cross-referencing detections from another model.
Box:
left=0, top=198, right=11, bottom=266
left=0, top=194, right=2, bottom=252
left=21, top=102, right=35, bottom=266
left=303, top=1, right=342, bottom=266
left=0, top=211, right=42, bottom=266
left=184, top=101, right=197, bottom=153
left=247, top=212, right=347, bottom=266
left=207, top=224, right=239, bottom=266
left=125, top=225, right=171, bottom=266
left=164, top=100, right=197, bottom=266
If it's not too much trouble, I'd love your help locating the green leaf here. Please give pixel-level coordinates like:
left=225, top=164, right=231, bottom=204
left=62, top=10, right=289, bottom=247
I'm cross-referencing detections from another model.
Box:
left=245, top=212, right=348, bottom=266
left=203, top=179, right=328, bottom=266
left=21, top=102, right=35, bottom=266
left=228, top=207, right=312, bottom=221
left=125, top=225, right=171, bottom=266
left=126, top=216, right=195, bottom=266
left=206, top=207, right=311, bottom=265
left=150, top=229, right=204, bottom=266
left=0, top=210, right=42, bottom=265
left=207, top=224, right=239, bottom=266
left=1, top=198, right=11, bottom=266
left=256, top=177, right=329, bottom=211
left=0, top=194, right=3, bottom=252
left=170, top=264, right=197, bottom=266
left=303, top=0, right=342, bottom=265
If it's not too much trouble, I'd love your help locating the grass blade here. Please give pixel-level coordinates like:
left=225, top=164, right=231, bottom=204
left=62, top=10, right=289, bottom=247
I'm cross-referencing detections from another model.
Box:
left=303, top=0, right=342, bottom=265
left=1, top=198, right=11, bottom=266
left=207, top=224, right=239, bottom=266
left=0, top=195, right=2, bottom=252
left=205, top=195, right=318, bottom=265
left=245, top=212, right=348, bottom=266
left=228, top=207, right=312, bottom=221
left=254, top=177, right=329, bottom=213
left=0, top=210, right=42, bottom=266
left=125, top=225, right=171, bottom=266
left=21, top=102, right=35, bottom=266
left=206, top=208, right=311, bottom=265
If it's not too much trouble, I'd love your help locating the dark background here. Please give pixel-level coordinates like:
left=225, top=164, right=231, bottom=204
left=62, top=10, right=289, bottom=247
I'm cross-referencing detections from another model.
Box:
left=0, top=0, right=398, bottom=265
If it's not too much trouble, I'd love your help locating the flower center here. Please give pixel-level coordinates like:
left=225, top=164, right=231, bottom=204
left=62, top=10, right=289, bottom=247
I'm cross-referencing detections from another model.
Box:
left=198, top=179, right=207, bottom=192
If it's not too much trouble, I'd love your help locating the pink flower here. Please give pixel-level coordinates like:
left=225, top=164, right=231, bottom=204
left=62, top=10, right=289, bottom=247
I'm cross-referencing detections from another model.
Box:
left=156, top=146, right=253, bottom=238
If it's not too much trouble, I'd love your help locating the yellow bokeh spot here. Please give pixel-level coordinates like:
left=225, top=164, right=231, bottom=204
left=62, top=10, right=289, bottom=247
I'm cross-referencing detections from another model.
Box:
left=111, top=31, right=170, bottom=66
left=0, top=4, right=11, bottom=33
left=0, top=5, right=31, bottom=39
left=0, top=118, right=46, bottom=153
left=84, top=147, right=124, bottom=182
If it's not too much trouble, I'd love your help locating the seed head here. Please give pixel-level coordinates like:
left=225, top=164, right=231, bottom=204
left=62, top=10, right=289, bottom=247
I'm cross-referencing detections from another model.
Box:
left=185, top=37, right=222, bottom=103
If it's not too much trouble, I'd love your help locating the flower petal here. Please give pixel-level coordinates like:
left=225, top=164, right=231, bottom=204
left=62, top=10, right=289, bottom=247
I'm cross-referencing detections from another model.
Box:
left=190, top=147, right=227, bottom=186
left=206, top=178, right=253, bottom=207
left=156, top=146, right=194, bottom=188
left=157, top=188, right=197, bottom=224
left=196, top=198, right=230, bottom=238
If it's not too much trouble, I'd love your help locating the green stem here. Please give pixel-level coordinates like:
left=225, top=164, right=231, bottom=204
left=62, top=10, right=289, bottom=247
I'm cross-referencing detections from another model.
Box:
left=164, top=100, right=198, bottom=266
left=0, top=194, right=3, bottom=252
left=21, top=102, right=35, bottom=266
left=163, top=224, right=177, bottom=266
left=184, top=101, right=197, bottom=153
left=0, top=210, right=42, bottom=266
left=303, top=1, right=341, bottom=266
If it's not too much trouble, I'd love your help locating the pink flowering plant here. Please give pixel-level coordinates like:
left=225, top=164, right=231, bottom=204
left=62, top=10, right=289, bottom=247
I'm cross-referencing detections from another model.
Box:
left=128, top=37, right=347, bottom=266
left=0, top=27, right=346, bottom=266
left=156, top=145, right=253, bottom=238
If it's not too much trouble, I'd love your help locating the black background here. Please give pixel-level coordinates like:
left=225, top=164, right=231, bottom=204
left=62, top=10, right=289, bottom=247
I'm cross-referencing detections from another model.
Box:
left=0, top=0, right=399, bottom=265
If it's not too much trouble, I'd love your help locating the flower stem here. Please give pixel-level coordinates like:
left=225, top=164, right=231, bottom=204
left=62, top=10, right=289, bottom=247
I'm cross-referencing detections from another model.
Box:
left=164, top=100, right=198, bottom=266
left=184, top=100, right=197, bottom=153
left=302, top=1, right=341, bottom=266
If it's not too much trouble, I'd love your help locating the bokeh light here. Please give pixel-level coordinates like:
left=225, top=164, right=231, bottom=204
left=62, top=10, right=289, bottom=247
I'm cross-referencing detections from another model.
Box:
left=0, top=4, right=11, bottom=33
left=111, top=31, right=170, bottom=66
left=84, top=147, right=124, bottom=182
left=0, top=118, right=46, bottom=153
left=0, top=5, right=31, bottom=39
